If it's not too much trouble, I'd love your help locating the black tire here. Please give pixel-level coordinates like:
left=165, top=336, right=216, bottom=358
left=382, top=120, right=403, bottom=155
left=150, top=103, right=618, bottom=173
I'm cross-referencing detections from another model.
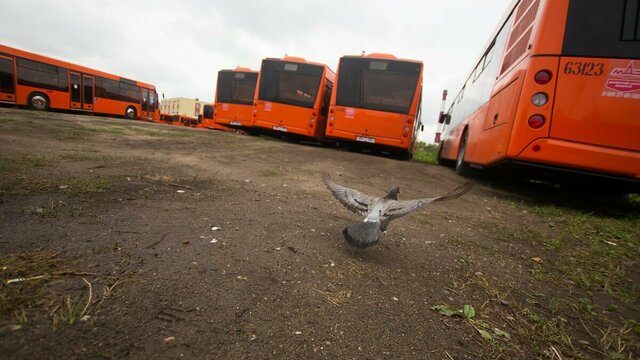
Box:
left=28, top=92, right=49, bottom=111
left=125, top=106, right=136, bottom=120
left=455, top=130, right=474, bottom=176
left=436, top=143, right=447, bottom=166
left=394, top=149, right=413, bottom=160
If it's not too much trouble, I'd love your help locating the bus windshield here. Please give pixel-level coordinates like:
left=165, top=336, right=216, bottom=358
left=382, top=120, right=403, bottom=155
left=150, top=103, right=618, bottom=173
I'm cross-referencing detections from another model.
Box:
left=258, top=60, right=323, bottom=108
left=563, top=0, right=640, bottom=59
left=217, top=71, right=257, bottom=105
left=336, top=58, right=421, bottom=114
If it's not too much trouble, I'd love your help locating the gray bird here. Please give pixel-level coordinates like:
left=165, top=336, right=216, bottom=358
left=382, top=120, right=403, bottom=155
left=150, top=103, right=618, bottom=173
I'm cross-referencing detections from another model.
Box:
left=322, top=173, right=472, bottom=248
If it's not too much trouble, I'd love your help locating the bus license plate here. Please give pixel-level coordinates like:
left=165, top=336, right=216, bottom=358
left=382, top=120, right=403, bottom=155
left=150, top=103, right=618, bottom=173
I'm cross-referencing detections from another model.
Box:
left=273, top=125, right=288, bottom=132
left=356, top=136, right=375, bottom=143
left=230, top=121, right=241, bottom=126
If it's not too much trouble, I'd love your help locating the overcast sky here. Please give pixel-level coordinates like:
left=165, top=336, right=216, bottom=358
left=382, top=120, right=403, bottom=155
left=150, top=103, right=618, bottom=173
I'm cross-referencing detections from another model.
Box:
left=0, top=0, right=512, bottom=143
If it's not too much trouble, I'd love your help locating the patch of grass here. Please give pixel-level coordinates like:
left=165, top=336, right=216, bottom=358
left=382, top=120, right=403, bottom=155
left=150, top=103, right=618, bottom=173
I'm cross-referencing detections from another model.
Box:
left=63, top=177, right=111, bottom=194
left=86, top=127, right=127, bottom=136
left=526, top=204, right=639, bottom=303
left=129, top=126, right=193, bottom=138
left=34, top=201, right=59, bottom=218
left=258, top=169, right=279, bottom=177
left=412, top=142, right=439, bottom=164
left=0, top=154, right=51, bottom=174
left=0, top=250, right=73, bottom=318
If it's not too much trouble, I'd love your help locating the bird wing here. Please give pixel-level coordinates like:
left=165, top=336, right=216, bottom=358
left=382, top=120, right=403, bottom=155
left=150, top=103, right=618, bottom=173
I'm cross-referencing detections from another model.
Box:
left=382, top=197, right=441, bottom=220
left=383, top=182, right=473, bottom=220
left=321, top=173, right=378, bottom=216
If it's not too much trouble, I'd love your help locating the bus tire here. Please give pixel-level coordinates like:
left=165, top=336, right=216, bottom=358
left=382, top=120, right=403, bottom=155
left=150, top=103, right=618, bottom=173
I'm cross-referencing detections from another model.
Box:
left=436, top=143, right=447, bottom=165
left=395, top=149, right=413, bottom=161
left=455, top=130, right=474, bottom=176
left=125, top=106, right=136, bottom=120
left=28, top=92, right=50, bottom=111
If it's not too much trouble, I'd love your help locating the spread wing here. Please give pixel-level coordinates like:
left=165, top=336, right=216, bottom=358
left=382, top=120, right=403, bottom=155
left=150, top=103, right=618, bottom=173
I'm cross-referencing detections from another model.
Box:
left=321, top=173, right=378, bottom=215
left=383, top=182, right=473, bottom=220
left=383, top=197, right=441, bottom=220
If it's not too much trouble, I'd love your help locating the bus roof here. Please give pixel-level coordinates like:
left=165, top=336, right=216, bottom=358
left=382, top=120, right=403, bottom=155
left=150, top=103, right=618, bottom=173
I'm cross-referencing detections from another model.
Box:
left=219, top=67, right=257, bottom=73
left=262, top=56, right=336, bottom=80
left=0, top=43, right=156, bottom=90
left=340, top=53, right=423, bottom=65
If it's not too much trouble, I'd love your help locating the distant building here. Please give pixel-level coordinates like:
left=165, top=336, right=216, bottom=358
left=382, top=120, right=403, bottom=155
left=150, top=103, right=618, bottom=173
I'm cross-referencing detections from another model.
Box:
left=160, top=97, right=208, bottom=117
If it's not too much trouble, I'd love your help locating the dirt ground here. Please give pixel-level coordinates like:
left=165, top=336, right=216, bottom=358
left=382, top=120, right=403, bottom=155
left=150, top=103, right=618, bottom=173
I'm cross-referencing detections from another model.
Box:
left=0, top=107, right=638, bottom=359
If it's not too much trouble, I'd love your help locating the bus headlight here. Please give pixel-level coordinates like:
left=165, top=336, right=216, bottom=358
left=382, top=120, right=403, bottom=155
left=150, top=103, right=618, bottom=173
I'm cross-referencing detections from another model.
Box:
left=531, top=92, right=548, bottom=107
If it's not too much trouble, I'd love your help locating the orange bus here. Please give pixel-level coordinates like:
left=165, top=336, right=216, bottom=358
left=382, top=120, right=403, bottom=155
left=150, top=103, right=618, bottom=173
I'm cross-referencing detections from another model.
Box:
left=214, top=67, right=258, bottom=131
left=325, top=53, right=424, bottom=159
left=0, top=44, right=159, bottom=121
left=253, top=56, right=335, bottom=140
left=436, top=0, right=640, bottom=191
left=201, top=104, right=235, bottom=131
left=159, top=114, right=185, bottom=126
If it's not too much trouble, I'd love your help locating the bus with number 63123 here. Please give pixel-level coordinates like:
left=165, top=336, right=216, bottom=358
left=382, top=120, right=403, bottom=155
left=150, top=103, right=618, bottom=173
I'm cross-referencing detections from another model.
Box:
left=435, top=0, right=640, bottom=191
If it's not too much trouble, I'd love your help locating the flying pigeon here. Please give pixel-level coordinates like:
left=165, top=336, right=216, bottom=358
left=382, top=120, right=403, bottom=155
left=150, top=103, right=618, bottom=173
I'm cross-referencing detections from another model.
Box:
left=322, top=173, right=472, bottom=248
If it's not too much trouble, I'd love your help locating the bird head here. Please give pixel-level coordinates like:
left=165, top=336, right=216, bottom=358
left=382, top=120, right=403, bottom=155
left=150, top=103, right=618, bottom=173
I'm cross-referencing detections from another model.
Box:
left=384, top=186, right=400, bottom=200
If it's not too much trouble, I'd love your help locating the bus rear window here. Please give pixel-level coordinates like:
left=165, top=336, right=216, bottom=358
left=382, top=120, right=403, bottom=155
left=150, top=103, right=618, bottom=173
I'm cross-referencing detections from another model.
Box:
left=217, top=71, right=257, bottom=105
left=563, top=0, right=640, bottom=59
left=203, top=104, right=213, bottom=119
left=336, top=58, right=421, bottom=114
left=258, top=60, right=323, bottom=108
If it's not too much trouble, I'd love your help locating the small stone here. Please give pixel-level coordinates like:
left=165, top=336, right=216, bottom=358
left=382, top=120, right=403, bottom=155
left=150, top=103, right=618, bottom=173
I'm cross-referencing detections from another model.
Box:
left=163, top=336, right=176, bottom=343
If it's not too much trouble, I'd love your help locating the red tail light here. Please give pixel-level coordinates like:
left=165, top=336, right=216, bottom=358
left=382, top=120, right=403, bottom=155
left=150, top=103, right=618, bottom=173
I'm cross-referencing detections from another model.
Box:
left=534, top=70, right=552, bottom=85
left=528, top=114, right=545, bottom=129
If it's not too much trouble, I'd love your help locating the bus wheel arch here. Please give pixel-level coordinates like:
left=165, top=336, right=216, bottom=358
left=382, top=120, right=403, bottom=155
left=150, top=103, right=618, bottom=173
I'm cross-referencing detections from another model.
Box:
left=125, top=106, right=136, bottom=120
left=436, top=141, right=451, bottom=166
left=455, top=128, right=474, bottom=176
left=28, top=92, right=50, bottom=111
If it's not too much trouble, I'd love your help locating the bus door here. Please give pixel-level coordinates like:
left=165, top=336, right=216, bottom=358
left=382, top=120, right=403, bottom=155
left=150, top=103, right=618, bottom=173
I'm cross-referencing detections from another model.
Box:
left=0, top=55, right=16, bottom=103
left=70, top=73, right=95, bottom=111
left=82, top=75, right=94, bottom=111
left=140, top=88, right=150, bottom=118
left=70, top=72, right=82, bottom=110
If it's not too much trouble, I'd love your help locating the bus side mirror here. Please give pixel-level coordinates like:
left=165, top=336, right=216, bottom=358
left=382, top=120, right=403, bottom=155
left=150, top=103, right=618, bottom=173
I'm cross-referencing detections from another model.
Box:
left=439, top=113, right=451, bottom=125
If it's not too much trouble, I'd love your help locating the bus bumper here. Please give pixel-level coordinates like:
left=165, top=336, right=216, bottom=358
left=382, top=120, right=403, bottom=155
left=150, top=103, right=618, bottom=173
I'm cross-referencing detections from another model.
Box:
left=326, top=129, right=410, bottom=150
left=498, top=138, right=640, bottom=192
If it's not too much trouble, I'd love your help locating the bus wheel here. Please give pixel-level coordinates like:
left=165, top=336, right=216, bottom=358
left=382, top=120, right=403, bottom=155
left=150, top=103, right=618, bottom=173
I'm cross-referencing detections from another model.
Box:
left=395, top=149, right=413, bottom=161
left=125, top=107, right=136, bottom=120
left=436, top=143, right=446, bottom=165
left=455, top=131, right=473, bottom=176
left=28, top=93, right=49, bottom=111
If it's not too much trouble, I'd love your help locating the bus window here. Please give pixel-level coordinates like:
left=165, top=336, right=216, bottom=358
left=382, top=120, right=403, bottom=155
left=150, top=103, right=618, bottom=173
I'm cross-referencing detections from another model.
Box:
left=149, top=90, right=155, bottom=111
left=16, top=57, right=68, bottom=92
left=563, top=0, right=640, bottom=58
left=217, top=71, right=257, bottom=105
left=83, top=76, right=93, bottom=104
left=0, top=56, right=15, bottom=94
left=336, top=58, right=420, bottom=114
left=203, top=104, right=214, bottom=119
left=258, top=60, right=323, bottom=108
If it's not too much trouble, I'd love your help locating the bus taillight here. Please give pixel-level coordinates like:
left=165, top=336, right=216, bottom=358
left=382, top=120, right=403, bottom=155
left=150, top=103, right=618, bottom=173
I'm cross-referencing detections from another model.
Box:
left=528, top=115, right=545, bottom=129
left=403, top=126, right=410, bottom=137
left=534, top=70, right=552, bottom=85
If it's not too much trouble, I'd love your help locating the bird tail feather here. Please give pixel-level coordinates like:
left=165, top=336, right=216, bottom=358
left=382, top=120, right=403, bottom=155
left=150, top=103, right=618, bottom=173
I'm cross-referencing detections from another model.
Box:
left=434, top=182, right=473, bottom=202
left=343, top=221, right=381, bottom=248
